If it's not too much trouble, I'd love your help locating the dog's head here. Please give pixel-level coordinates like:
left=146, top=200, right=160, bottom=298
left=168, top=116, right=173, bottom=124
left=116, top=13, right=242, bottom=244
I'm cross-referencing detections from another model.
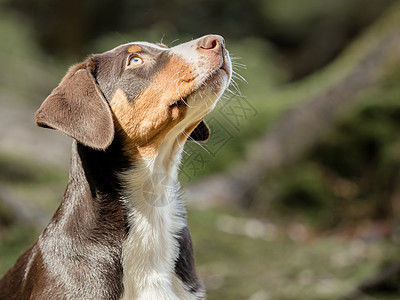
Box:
left=36, top=35, right=231, bottom=157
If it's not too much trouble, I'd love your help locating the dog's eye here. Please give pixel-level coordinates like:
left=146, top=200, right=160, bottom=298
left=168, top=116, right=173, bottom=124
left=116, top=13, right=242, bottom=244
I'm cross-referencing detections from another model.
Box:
left=128, top=56, right=143, bottom=66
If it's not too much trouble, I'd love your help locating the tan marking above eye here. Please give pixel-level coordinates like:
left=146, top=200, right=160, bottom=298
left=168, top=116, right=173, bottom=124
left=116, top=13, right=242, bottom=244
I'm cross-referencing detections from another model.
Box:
left=127, top=45, right=143, bottom=53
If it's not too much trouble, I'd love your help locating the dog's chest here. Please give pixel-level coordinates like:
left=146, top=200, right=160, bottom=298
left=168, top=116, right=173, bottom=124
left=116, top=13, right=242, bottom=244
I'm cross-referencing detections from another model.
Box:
left=119, top=167, right=194, bottom=299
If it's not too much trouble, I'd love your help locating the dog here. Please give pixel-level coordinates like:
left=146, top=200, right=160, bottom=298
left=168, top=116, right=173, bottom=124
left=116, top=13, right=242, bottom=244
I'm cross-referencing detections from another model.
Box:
left=0, top=35, right=232, bottom=300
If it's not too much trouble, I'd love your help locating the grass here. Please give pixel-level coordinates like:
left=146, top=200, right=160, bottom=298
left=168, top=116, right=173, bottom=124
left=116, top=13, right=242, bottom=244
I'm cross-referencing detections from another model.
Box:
left=188, top=207, right=398, bottom=300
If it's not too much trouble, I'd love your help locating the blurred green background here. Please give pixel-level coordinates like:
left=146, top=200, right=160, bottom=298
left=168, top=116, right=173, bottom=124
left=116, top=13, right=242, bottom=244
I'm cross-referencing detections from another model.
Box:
left=1, top=0, right=400, bottom=299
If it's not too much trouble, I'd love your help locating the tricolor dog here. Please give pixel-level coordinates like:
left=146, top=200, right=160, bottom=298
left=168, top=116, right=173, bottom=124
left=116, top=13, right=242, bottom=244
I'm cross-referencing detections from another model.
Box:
left=0, top=35, right=232, bottom=299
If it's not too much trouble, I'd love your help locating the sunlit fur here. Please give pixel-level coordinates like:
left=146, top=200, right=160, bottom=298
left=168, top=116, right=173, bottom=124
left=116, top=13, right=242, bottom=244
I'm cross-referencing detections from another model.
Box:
left=116, top=38, right=231, bottom=299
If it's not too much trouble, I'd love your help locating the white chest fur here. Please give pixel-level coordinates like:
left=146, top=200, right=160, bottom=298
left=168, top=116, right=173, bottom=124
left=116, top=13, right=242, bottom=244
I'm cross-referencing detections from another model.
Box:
left=119, top=154, right=198, bottom=300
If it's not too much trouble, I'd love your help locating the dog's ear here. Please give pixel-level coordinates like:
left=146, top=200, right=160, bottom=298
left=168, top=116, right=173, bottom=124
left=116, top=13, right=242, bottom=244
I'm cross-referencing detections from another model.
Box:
left=188, top=120, right=210, bottom=142
left=35, top=59, right=114, bottom=150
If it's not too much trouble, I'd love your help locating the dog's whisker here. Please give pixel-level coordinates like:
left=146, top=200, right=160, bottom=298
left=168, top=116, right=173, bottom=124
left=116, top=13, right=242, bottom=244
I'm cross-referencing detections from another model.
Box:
left=159, top=34, right=166, bottom=45
left=180, top=96, right=194, bottom=108
left=178, top=140, right=190, bottom=156
left=226, top=86, right=242, bottom=98
left=232, top=71, right=247, bottom=83
left=230, top=80, right=243, bottom=97
left=232, top=62, right=247, bottom=69
left=183, top=132, right=211, bottom=155
left=168, top=38, right=180, bottom=47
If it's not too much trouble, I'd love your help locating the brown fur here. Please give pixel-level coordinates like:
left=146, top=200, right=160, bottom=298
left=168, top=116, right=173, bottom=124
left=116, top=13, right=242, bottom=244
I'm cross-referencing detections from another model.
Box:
left=35, top=62, right=114, bottom=150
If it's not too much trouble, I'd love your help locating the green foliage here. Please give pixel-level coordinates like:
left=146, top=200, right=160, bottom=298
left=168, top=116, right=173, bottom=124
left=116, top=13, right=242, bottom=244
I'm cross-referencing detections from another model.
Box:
left=268, top=163, right=337, bottom=227
left=261, top=0, right=394, bottom=39
left=259, top=61, right=400, bottom=228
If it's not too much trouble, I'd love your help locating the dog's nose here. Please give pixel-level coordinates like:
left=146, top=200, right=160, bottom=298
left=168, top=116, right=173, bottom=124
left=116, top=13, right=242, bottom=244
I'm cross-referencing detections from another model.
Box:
left=198, top=35, right=225, bottom=53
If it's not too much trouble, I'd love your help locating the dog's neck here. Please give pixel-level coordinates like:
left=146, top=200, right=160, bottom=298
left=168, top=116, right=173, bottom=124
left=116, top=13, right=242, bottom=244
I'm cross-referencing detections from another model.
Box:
left=37, top=140, right=127, bottom=299
left=52, top=139, right=128, bottom=233
left=117, top=129, right=197, bottom=299
left=51, top=133, right=200, bottom=299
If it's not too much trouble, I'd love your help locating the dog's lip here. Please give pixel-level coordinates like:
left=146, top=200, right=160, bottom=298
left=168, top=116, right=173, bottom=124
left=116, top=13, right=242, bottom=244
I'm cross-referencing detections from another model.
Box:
left=203, top=59, right=230, bottom=87
left=219, top=57, right=231, bottom=76
left=210, top=54, right=231, bottom=80
left=169, top=55, right=231, bottom=108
